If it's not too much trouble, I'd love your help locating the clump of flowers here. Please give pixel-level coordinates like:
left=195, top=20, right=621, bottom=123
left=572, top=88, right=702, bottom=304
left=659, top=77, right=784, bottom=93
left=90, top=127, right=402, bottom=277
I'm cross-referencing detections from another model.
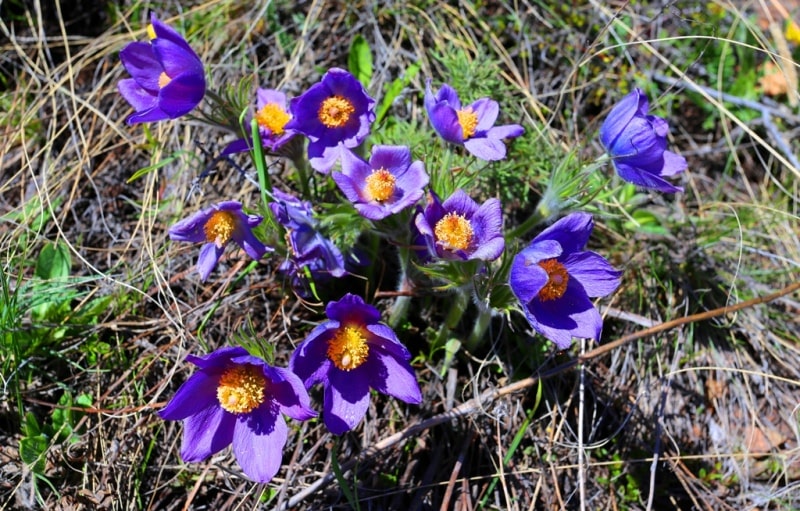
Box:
left=118, top=13, right=205, bottom=124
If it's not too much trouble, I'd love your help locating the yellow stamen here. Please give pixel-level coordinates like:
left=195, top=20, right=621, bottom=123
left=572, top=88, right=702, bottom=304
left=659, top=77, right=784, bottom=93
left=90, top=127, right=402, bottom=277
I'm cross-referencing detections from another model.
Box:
left=364, top=168, right=396, bottom=202
left=158, top=71, right=171, bottom=88
left=434, top=213, right=474, bottom=251
left=216, top=365, right=266, bottom=414
left=457, top=108, right=478, bottom=139
left=327, top=325, right=370, bottom=371
left=146, top=24, right=157, bottom=40
left=318, top=96, right=355, bottom=128
left=204, top=210, right=237, bottom=247
left=537, top=259, right=569, bottom=301
left=255, top=103, right=290, bottom=135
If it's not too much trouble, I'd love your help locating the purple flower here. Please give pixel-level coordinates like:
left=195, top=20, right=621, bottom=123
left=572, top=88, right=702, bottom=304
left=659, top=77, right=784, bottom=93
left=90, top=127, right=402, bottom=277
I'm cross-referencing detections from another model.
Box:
left=333, top=146, right=429, bottom=220
left=424, top=79, right=523, bottom=161
left=289, top=294, right=421, bottom=434
left=599, top=88, right=687, bottom=193
left=118, top=14, right=205, bottom=124
left=222, top=88, right=297, bottom=155
left=509, top=212, right=622, bottom=349
left=159, top=347, right=316, bottom=483
left=284, top=68, right=376, bottom=173
left=168, top=201, right=270, bottom=281
left=269, top=190, right=346, bottom=282
left=415, top=190, right=504, bottom=261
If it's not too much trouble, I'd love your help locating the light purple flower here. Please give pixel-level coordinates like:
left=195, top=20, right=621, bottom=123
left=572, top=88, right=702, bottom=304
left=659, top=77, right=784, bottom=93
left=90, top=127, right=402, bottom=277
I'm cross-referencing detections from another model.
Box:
left=509, top=212, right=622, bottom=349
left=289, top=294, right=422, bottom=434
left=599, top=88, right=686, bottom=193
left=222, top=88, right=297, bottom=155
left=159, top=347, right=316, bottom=483
left=424, top=79, right=523, bottom=161
left=284, top=68, right=376, bottom=173
left=333, top=146, right=429, bottom=220
left=118, top=14, right=205, bottom=124
left=168, top=200, right=270, bottom=281
left=415, top=190, right=504, bottom=261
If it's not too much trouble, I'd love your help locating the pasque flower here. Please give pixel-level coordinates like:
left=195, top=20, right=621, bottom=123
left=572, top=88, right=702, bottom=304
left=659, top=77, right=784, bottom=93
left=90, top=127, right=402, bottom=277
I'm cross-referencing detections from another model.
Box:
left=415, top=190, right=504, bottom=261
left=222, top=88, right=296, bottom=155
left=599, top=88, right=687, bottom=193
left=159, top=347, right=316, bottom=483
left=168, top=201, right=270, bottom=281
left=289, top=294, right=422, bottom=434
left=118, top=13, right=205, bottom=124
left=424, top=80, right=523, bottom=161
left=509, top=212, right=621, bottom=349
left=333, top=145, right=429, bottom=220
left=284, top=68, right=376, bottom=173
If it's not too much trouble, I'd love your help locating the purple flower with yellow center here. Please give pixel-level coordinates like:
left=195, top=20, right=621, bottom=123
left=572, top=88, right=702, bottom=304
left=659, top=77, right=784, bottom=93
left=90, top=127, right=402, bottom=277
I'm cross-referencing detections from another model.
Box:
left=168, top=200, right=270, bottom=281
left=289, top=293, right=421, bottom=434
left=118, top=14, right=205, bottom=124
left=284, top=68, right=376, bottom=173
left=159, top=347, right=316, bottom=483
left=424, top=79, right=524, bottom=161
left=333, top=146, right=429, bottom=220
left=509, top=212, right=622, bottom=349
left=415, top=190, right=504, bottom=261
left=599, top=88, right=687, bottom=193
left=222, top=88, right=296, bottom=155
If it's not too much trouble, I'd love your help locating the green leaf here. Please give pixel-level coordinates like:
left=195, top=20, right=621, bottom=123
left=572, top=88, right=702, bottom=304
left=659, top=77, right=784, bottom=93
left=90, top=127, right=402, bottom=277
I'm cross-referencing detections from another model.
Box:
left=127, top=155, right=178, bottom=183
left=35, top=242, right=71, bottom=281
left=348, top=34, right=373, bottom=88
left=20, top=412, right=48, bottom=474
left=375, top=61, right=421, bottom=125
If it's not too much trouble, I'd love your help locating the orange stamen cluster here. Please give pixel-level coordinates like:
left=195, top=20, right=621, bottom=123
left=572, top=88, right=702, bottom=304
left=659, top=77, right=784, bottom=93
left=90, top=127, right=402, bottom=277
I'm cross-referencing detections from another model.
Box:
left=255, top=103, right=290, bottom=135
left=364, top=168, right=396, bottom=202
left=146, top=24, right=157, bottom=40
left=216, top=365, right=266, bottom=414
left=537, top=259, right=569, bottom=301
left=327, top=325, right=370, bottom=371
left=318, top=96, right=355, bottom=128
left=204, top=210, right=237, bottom=247
left=434, top=213, right=474, bottom=251
left=456, top=108, right=478, bottom=139
left=158, top=72, right=171, bottom=88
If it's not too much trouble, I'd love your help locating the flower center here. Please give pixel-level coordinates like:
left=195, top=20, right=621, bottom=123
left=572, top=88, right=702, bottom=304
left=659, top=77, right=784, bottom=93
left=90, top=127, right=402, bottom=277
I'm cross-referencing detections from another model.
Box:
left=204, top=210, right=237, bottom=247
left=327, top=325, right=370, bottom=371
left=364, top=168, right=396, bottom=202
left=457, top=108, right=478, bottom=139
left=158, top=71, right=171, bottom=88
left=255, top=102, right=290, bottom=135
left=537, top=259, right=570, bottom=301
left=216, top=365, right=266, bottom=414
left=146, top=24, right=157, bottom=40
left=434, top=212, right=474, bottom=251
left=318, top=96, right=355, bottom=128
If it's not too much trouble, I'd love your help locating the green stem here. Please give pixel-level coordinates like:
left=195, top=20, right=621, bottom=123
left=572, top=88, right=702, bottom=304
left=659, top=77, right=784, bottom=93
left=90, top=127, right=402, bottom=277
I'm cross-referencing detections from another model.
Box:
left=464, top=305, right=492, bottom=353
left=388, top=245, right=412, bottom=329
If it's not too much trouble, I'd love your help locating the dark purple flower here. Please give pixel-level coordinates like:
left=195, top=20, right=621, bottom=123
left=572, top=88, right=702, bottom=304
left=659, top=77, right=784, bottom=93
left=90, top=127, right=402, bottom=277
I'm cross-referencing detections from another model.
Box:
left=415, top=190, right=504, bottom=261
left=333, top=146, right=429, bottom=220
left=289, top=294, right=421, bottom=434
left=168, top=200, right=270, bottom=281
left=599, top=88, right=687, bottom=193
left=284, top=68, right=376, bottom=173
left=118, top=14, right=205, bottom=124
left=509, top=212, right=622, bottom=349
left=159, top=347, right=316, bottom=483
left=269, top=190, right=346, bottom=282
left=424, top=79, right=523, bottom=161
left=222, top=88, right=297, bottom=155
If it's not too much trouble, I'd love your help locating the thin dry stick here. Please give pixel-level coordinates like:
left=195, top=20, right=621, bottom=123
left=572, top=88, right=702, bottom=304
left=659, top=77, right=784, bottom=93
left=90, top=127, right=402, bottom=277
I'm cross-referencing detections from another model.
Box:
left=283, top=280, right=800, bottom=508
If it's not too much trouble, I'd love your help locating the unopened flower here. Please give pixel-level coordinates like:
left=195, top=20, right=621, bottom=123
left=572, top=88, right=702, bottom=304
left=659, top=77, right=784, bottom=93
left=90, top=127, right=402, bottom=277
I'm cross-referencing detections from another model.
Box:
left=289, top=294, right=421, bottom=434
left=284, top=68, right=376, bottom=173
left=599, top=88, right=686, bottom=193
left=415, top=190, right=504, bottom=261
left=159, top=347, right=316, bottom=483
left=509, top=212, right=621, bottom=349
left=424, top=80, right=523, bottom=161
left=168, top=201, right=270, bottom=281
left=118, top=14, right=205, bottom=124
left=222, top=88, right=296, bottom=155
left=333, top=145, right=429, bottom=220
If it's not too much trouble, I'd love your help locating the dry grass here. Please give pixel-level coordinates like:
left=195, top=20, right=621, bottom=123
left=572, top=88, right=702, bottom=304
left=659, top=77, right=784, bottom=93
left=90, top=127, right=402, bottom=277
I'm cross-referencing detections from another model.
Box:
left=1, top=0, right=799, bottom=509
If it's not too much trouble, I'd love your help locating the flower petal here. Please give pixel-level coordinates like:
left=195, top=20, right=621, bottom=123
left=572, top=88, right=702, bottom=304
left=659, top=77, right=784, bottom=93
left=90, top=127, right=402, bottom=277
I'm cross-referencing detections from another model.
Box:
left=614, top=162, right=683, bottom=193
left=196, top=242, right=224, bottom=281
left=159, top=370, right=219, bottom=420
left=470, top=98, right=499, bottom=132
left=562, top=251, right=622, bottom=298
left=118, top=79, right=158, bottom=113
left=290, top=324, right=336, bottom=387
left=368, top=349, right=422, bottom=404
left=534, top=212, right=593, bottom=255
left=599, top=89, right=643, bottom=150
left=232, top=407, right=285, bottom=483
left=180, top=405, right=235, bottom=462
left=119, top=42, right=162, bottom=92
left=464, top=137, right=507, bottom=161
left=324, top=369, right=370, bottom=434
